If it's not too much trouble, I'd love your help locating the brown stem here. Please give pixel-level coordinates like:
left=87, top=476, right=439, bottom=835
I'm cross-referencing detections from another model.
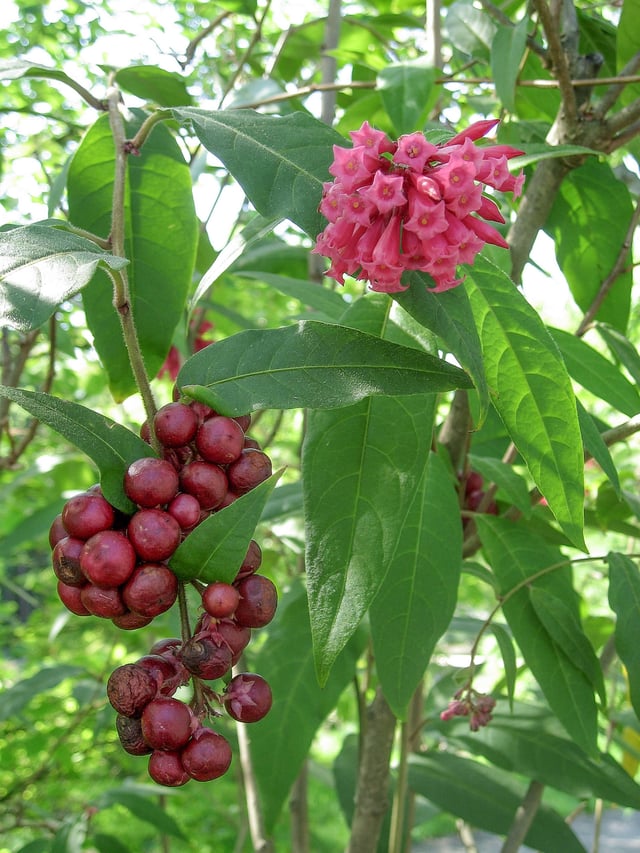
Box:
left=180, top=12, right=232, bottom=69
left=500, top=780, right=545, bottom=853
left=594, top=52, right=640, bottom=118
left=347, top=687, right=396, bottom=853
left=533, top=0, right=577, bottom=125
left=290, top=760, right=310, bottom=853
left=236, top=714, right=274, bottom=852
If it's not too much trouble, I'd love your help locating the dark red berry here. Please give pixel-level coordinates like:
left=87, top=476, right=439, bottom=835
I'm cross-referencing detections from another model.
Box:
left=167, top=493, right=202, bottom=530
left=234, top=414, right=251, bottom=432
left=124, top=458, right=179, bottom=508
left=116, top=714, right=153, bottom=756
left=202, top=582, right=240, bottom=619
left=141, top=697, right=193, bottom=750
left=112, top=611, right=154, bottom=630
left=149, top=637, right=182, bottom=657
left=80, top=530, right=137, bottom=588
left=127, top=509, right=181, bottom=562
left=62, top=493, right=115, bottom=540
left=180, top=727, right=232, bottom=781
left=179, top=635, right=233, bottom=680
left=52, top=536, right=86, bottom=586
left=464, top=470, right=484, bottom=496
left=214, top=618, right=251, bottom=662
left=57, top=580, right=91, bottom=616
left=48, top=514, right=68, bottom=549
left=235, top=539, right=262, bottom=580
left=122, top=563, right=178, bottom=618
left=227, top=449, right=272, bottom=494
left=234, top=574, right=277, bottom=628
left=153, top=402, right=198, bottom=448
left=148, top=749, right=190, bottom=786
left=107, top=663, right=159, bottom=717
left=223, top=673, right=272, bottom=723
left=80, top=584, right=127, bottom=619
left=179, top=460, right=228, bottom=510
left=137, top=654, right=181, bottom=692
left=195, top=416, right=245, bottom=464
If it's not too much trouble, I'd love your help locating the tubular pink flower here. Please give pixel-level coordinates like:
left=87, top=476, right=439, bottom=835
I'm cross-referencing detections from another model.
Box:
left=364, top=170, right=407, bottom=214
left=393, top=132, right=439, bottom=171
left=403, top=192, right=448, bottom=240
left=444, top=181, right=483, bottom=218
left=464, top=215, right=509, bottom=249
left=447, top=117, right=500, bottom=146
left=343, top=192, right=376, bottom=225
left=476, top=195, right=506, bottom=223
left=349, top=121, right=396, bottom=157
left=433, top=157, right=477, bottom=201
left=329, top=145, right=373, bottom=191
left=372, top=214, right=402, bottom=267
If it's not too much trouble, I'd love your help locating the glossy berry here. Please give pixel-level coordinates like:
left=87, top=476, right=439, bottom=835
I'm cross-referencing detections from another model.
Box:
left=180, top=727, right=232, bottom=781
left=122, top=563, right=178, bottom=618
left=179, top=635, right=233, bottom=680
left=195, top=416, right=245, bottom=464
left=167, top=493, right=202, bottom=530
left=56, top=580, right=90, bottom=616
left=127, top=509, right=181, bottom=562
left=215, top=618, right=252, bottom=662
left=48, top=514, right=68, bottom=549
left=52, top=536, right=86, bottom=586
left=223, top=673, right=272, bottom=723
left=112, top=611, right=154, bottom=630
left=153, top=402, right=198, bottom=448
left=61, top=492, right=115, bottom=540
left=80, top=530, right=137, bottom=588
left=80, top=584, right=127, bottom=619
left=107, top=663, right=158, bottom=718
left=235, top=539, right=262, bottom=581
left=227, top=449, right=272, bottom=494
left=234, top=574, right=278, bottom=628
left=148, top=749, right=190, bottom=787
left=124, top=457, right=179, bottom=507
left=141, top=697, right=193, bottom=751
left=137, top=654, right=181, bottom=693
left=179, top=461, right=228, bottom=510
left=202, top=582, right=240, bottom=619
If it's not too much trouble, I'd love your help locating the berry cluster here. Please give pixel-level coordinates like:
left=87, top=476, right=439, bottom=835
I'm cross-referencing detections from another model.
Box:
left=48, top=397, right=277, bottom=787
left=313, top=118, right=524, bottom=294
left=459, top=470, right=498, bottom=527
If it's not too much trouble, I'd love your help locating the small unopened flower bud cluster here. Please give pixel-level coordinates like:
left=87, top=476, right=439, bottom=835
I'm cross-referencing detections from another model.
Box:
left=440, top=687, right=496, bottom=731
left=313, top=119, right=524, bottom=294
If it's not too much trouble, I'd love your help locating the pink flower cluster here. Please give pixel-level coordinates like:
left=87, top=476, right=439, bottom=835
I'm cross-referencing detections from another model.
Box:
left=313, top=119, right=524, bottom=294
left=440, top=688, right=496, bottom=731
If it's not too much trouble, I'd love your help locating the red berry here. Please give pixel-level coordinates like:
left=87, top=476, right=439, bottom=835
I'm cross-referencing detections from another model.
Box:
left=234, top=414, right=251, bottom=432
left=112, top=611, right=154, bottom=630
left=195, top=416, right=245, bottom=464
left=235, top=539, right=262, bottom=581
left=148, top=749, right=190, bottom=786
left=223, top=673, right=272, bottom=723
left=234, top=574, right=277, bottom=628
left=215, top=618, right=251, bottom=662
left=153, top=402, right=198, bottom=448
left=80, top=584, right=127, bottom=619
left=202, top=582, right=240, bottom=619
left=124, top=458, right=179, bottom=507
left=80, top=530, right=137, bottom=588
left=52, top=536, right=86, bottom=586
left=167, top=493, right=202, bottom=530
left=122, top=563, right=178, bottom=618
left=179, top=635, right=233, bottom=680
left=48, top=514, right=68, bottom=549
left=57, top=580, right=90, bottom=616
left=227, top=449, right=272, bottom=494
left=62, top=493, right=115, bottom=539
left=179, top=461, right=228, bottom=510
left=127, top=509, right=181, bottom=562
left=107, top=663, right=159, bottom=717
left=137, top=654, right=181, bottom=693
left=180, top=727, right=232, bottom=782
left=141, top=697, right=193, bottom=751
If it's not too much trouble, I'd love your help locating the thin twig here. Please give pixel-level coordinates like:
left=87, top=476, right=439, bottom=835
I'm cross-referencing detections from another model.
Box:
left=594, top=51, right=640, bottom=118
left=532, top=0, right=578, bottom=125
left=179, top=12, right=232, bottom=69
left=501, top=780, right=545, bottom=853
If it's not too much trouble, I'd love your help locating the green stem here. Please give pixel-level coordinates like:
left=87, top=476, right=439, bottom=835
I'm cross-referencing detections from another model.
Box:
left=388, top=718, right=409, bottom=853
left=127, top=109, right=173, bottom=153
left=105, top=85, right=159, bottom=430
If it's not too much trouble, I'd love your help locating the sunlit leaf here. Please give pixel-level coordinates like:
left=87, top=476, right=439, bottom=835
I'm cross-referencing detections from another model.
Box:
left=608, top=552, right=640, bottom=719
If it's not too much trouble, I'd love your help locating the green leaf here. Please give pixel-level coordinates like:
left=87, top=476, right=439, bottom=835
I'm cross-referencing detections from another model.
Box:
left=169, top=470, right=283, bottom=582
left=91, top=834, right=132, bottom=853
left=466, top=256, right=585, bottom=549
left=529, top=585, right=606, bottom=705
left=476, top=516, right=599, bottom=756
left=490, top=624, right=517, bottom=709
left=0, top=664, right=83, bottom=722
left=576, top=399, right=620, bottom=496
left=14, top=842, right=51, bottom=853
left=607, top=552, right=640, bottom=719
left=508, top=144, right=598, bottom=170
left=302, top=298, right=436, bottom=683
left=115, top=66, right=193, bottom=107
left=97, top=789, right=185, bottom=839
left=235, top=272, right=347, bottom=321
left=445, top=0, right=496, bottom=59
left=546, top=159, right=634, bottom=332
left=67, top=112, right=197, bottom=401
left=250, top=581, right=364, bottom=832
left=0, top=224, right=128, bottom=331
left=0, top=386, right=155, bottom=512
left=370, top=452, right=462, bottom=719
left=378, top=60, right=438, bottom=134
left=468, top=454, right=532, bottom=516
left=491, top=18, right=529, bottom=113
left=596, top=322, right=640, bottom=387
left=394, top=272, right=489, bottom=420
left=617, top=0, right=640, bottom=106
left=177, top=319, right=472, bottom=416
left=442, top=704, right=640, bottom=808
left=548, top=327, right=640, bottom=416
left=173, top=107, right=345, bottom=238
left=51, top=818, right=87, bottom=853
left=409, top=753, right=587, bottom=852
